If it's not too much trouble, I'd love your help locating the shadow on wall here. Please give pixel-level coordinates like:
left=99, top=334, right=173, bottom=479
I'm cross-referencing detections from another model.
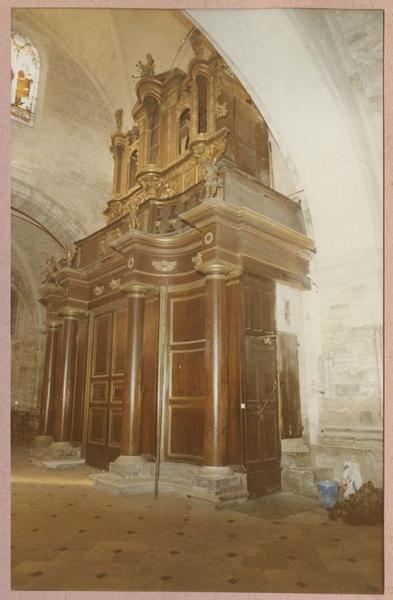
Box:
left=11, top=279, right=44, bottom=442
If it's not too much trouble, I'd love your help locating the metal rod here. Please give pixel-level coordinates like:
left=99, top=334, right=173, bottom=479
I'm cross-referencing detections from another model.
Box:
left=154, top=285, right=168, bottom=497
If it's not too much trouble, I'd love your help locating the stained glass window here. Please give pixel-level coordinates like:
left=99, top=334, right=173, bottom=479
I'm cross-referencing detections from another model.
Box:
left=11, top=31, right=40, bottom=126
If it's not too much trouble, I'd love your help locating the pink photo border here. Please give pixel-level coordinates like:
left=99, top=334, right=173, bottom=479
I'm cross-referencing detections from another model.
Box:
left=1, top=1, right=391, bottom=599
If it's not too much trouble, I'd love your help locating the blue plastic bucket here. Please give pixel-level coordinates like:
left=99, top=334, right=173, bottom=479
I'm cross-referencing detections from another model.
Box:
left=316, top=480, right=339, bottom=508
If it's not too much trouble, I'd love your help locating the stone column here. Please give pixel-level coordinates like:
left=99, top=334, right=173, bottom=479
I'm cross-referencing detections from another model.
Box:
left=53, top=309, right=80, bottom=443
left=120, top=282, right=154, bottom=456
left=202, top=262, right=232, bottom=467
left=38, top=320, right=61, bottom=440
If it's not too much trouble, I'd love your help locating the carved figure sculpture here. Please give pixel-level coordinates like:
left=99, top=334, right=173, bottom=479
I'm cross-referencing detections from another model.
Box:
left=136, top=54, right=155, bottom=78
left=204, top=159, right=219, bottom=199
left=64, top=242, right=76, bottom=267
left=43, top=255, right=58, bottom=283
left=128, top=202, right=140, bottom=231
left=115, top=108, right=124, bottom=131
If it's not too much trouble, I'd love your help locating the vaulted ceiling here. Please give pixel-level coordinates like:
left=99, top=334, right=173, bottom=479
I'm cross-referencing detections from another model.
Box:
left=11, top=8, right=383, bottom=327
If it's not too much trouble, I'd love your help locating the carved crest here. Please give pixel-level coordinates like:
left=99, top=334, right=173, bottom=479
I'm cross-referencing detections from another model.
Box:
left=93, top=285, right=104, bottom=296
left=215, top=102, right=228, bottom=119
left=152, top=259, right=177, bottom=273
left=109, top=278, right=121, bottom=290
left=191, top=252, right=203, bottom=268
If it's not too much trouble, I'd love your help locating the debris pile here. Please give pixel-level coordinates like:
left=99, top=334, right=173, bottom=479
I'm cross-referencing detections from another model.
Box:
left=328, top=481, right=383, bottom=525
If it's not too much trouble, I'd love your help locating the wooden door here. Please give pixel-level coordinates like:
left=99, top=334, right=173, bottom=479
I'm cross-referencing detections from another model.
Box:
left=244, top=277, right=281, bottom=496
left=277, top=332, right=302, bottom=439
left=86, top=306, right=127, bottom=469
left=165, top=286, right=206, bottom=463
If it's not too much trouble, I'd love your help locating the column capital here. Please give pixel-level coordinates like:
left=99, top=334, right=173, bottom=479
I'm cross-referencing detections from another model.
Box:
left=59, top=307, right=88, bottom=320
left=195, top=258, right=242, bottom=280
left=120, top=280, right=157, bottom=297
left=47, top=320, right=62, bottom=330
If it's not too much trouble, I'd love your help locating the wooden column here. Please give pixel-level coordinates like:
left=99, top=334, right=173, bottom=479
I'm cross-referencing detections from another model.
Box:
left=53, top=310, right=81, bottom=443
left=39, top=320, right=61, bottom=436
left=202, top=262, right=233, bottom=466
left=120, top=282, right=153, bottom=456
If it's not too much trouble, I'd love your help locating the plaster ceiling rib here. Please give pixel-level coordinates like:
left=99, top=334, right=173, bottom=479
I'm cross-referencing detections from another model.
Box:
left=22, top=10, right=115, bottom=122
left=108, top=10, right=134, bottom=128
left=11, top=176, right=89, bottom=243
left=11, top=207, right=65, bottom=250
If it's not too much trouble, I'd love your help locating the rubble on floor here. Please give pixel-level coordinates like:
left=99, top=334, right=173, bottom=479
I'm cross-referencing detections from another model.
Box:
left=328, top=481, right=383, bottom=525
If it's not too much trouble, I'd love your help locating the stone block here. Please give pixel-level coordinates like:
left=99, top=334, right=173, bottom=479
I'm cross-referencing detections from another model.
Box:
left=40, top=458, right=85, bottom=470
left=109, top=455, right=153, bottom=479
left=92, top=460, right=248, bottom=508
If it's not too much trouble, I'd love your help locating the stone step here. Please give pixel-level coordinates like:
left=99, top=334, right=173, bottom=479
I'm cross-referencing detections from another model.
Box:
left=37, top=457, right=85, bottom=470
left=281, top=466, right=334, bottom=498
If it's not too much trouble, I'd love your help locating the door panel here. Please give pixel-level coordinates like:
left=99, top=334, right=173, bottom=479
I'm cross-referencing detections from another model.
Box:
left=166, top=288, right=206, bottom=463
left=244, top=277, right=281, bottom=496
left=278, top=332, right=302, bottom=439
left=140, top=294, right=159, bottom=457
left=86, top=305, right=127, bottom=469
left=245, top=336, right=281, bottom=495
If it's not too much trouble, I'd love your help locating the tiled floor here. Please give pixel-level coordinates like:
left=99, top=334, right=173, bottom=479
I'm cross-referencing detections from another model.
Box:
left=11, top=445, right=383, bottom=593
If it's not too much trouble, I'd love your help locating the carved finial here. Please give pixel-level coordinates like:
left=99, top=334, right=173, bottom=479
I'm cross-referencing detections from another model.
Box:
left=64, top=242, right=76, bottom=268
left=115, top=108, right=124, bottom=132
left=136, top=54, right=155, bottom=78
left=190, top=28, right=204, bottom=57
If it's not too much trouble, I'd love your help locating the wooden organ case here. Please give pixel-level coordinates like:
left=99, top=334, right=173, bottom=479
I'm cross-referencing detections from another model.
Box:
left=39, top=40, right=314, bottom=503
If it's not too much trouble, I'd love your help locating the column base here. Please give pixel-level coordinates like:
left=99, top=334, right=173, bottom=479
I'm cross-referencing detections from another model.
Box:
left=30, top=434, right=53, bottom=449
left=30, top=441, right=85, bottom=469
left=91, top=459, right=249, bottom=508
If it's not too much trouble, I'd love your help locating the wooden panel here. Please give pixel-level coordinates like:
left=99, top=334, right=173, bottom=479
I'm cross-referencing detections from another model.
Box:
left=168, top=406, right=204, bottom=459
left=170, top=349, right=205, bottom=398
left=278, top=332, right=302, bottom=439
left=227, top=281, right=243, bottom=465
left=108, top=409, right=122, bottom=447
left=112, top=310, right=127, bottom=374
left=141, top=295, right=159, bottom=457
left=245, top=409, right=260, bottom=462
left=111, top=381, right=123, bottom=404
left=243, top=277, right=281, bottom=497
left=245, top=275, right=275, bottom=334
left=171, top=293, right=205, bottom=343
left=166, top=288, right=206, bottom=463
left=86, top=306, right=125, bottom=469
left=91, top=382, right=108, bottom=403
left=88, top=407, right=106, bottom=444
left=71, top=317, right=87, bottom=443
left=92, top=315, right=111, bottom=376
left=261, top=408, right=279, bottom=459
